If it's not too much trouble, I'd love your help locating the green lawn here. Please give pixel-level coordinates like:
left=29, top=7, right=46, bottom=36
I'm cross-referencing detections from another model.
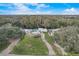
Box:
left=12, top=35, right=48, bottom=55
left=67, top=53, right=79, bottom=56
left=44, top=32, right=53, bottom=44
left=44, top=32, right=65, bottom=55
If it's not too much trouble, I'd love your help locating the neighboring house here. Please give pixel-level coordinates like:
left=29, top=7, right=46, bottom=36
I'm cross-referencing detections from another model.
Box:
left=48, top=28, right=60, bottom=36
left=52, top=28, right=60, bottom=32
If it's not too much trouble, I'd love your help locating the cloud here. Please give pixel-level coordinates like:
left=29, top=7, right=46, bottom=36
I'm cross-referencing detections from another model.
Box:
left=9, top=9, right=52, bottom=15
left=0, top=3, right=79, bottom=15
left=14, top=4, right=31, bottom=11
left=0, top=3, right=33, bottom=15
left=0, top=3, right=54, bottom=15
left=8, top=3, right=51, bottom=15
left=0, top=3, right=52, bottom=15
left=34, top=10, right=52, bottom=15
left=62, top=8, right=79, bottom=15
left=37, top=4, right=49, bottom=8
left=30, top=3, right=49, bottom=11
left=30, top=3, right=39, bottom=6
left=64, top=8, right=76, bottom=12
left=13, top=4, right=32, bottom=12
left=8, top=4, right=34, bottom=15
left=31, top=3, right=49, bottom=8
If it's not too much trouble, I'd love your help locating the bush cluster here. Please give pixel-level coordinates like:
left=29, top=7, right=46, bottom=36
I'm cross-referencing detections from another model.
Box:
left=53, top=26, right=79, bottom=53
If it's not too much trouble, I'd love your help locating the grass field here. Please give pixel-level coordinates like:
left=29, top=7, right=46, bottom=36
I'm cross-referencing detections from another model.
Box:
left=67, top=52, right=79, bottom=56
left=12, top=35, right=48, bottom=55
left=44, top=32, right=53, bottom=44
left=44, top=32, right=64, bottom=55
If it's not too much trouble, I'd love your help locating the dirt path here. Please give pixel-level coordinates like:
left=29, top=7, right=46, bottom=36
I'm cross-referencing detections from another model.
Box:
left=53, top=43, right=67, bottom=55
left=41, top=33, right=56, bottom=56
left=0, top=39, right=20, bottom=55
left=51, top=28, right=67, bottom=55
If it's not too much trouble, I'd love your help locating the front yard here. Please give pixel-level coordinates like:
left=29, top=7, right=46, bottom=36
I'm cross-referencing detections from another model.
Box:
left=44, top=32, right=53, bottom=44
left=12, top=35, right=48, bottom=55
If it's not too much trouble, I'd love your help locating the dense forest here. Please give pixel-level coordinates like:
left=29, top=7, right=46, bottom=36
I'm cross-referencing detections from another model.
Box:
left=0, top=15, right=79, bottom=29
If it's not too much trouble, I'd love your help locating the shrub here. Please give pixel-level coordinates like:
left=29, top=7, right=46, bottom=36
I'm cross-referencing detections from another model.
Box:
left=53, top=26, right=79, bottom=53
left=0, top=24, right=25, bottom=52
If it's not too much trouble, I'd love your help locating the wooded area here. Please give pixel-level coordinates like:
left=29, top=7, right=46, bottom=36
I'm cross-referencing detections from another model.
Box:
left=0, top=15, right=79, bottom=29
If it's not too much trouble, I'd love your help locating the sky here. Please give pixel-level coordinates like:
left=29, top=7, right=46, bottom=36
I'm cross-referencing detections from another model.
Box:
left=0, top=3, right=79, bottom=15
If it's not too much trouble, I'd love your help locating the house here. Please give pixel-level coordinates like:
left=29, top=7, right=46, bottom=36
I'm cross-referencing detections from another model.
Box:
left=23, top=29, right=32, bottom=33
left=38, top=28, right=47, bottom=32
left=32, top=31, right=41, bottom=37
left=22, top=28, right=47, bottom=37
left=23, top=29, right=41, bottom=37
